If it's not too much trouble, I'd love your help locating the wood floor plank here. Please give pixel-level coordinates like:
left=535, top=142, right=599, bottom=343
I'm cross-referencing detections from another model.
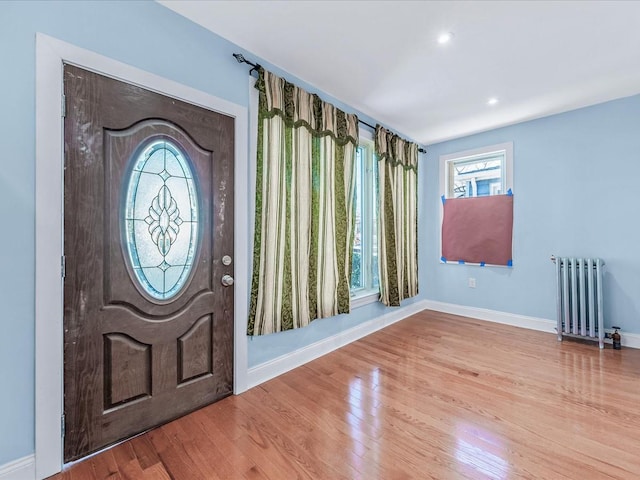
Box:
left=117, top=460, right=146, bottom=480
left=139, top=463, right=171, bottom=480
left=64, top=458, right=96, bottom=480
left=51, top=310, right=640, bottom=480
left=128, top=436, right=161, bottom=471
left=240, top=386, right=363, bottom=479
left=87, top=450, right=121, bottom=480
left=187, top=409, right=266, bottom=478
left=146, top=427, right=208, bottom=480
left=257, top=380, right=375, bottom=467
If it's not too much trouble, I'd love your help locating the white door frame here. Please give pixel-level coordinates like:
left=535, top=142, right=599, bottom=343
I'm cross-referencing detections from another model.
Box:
left=35, top=33, right=249, bottom=479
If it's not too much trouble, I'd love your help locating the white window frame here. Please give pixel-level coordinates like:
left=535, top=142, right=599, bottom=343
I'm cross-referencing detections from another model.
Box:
left=350, top=128, right=379, bottom=307
left=438, top=142, right=513, bottom=266
left=440, top=142, right=513, bottom=199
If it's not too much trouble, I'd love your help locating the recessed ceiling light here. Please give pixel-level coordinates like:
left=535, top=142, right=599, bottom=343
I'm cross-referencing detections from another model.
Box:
left=487, top=97, right=499, bottom=106
left=437, top=32, right=453, bottom=45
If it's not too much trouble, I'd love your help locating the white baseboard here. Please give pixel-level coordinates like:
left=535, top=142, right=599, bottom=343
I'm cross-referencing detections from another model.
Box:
left=0, top=455, right=35, bottom=480
left=421, top=299, right=557, bottom=333
left=246, top=300, right=429, bottom=389
left=422, top=299, right=640, bottom=349
left=246, top=298, right=640, bottom=390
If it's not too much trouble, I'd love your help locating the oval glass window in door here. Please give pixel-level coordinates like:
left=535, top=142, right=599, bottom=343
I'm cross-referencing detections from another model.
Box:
left=124, top=139, right=199, bottom=300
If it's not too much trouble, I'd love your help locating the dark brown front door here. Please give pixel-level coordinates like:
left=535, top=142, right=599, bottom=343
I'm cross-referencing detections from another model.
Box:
left=63, top=65, right=234, bottom=462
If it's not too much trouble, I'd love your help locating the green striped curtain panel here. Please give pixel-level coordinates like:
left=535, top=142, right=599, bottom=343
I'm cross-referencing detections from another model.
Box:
left=375, top=126, right=419, bottom=306
left=248, top=69, right=358, bottom=336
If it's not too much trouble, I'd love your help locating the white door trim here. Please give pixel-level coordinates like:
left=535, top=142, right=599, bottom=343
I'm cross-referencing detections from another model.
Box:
left=35, top=33, right=249, bottom=479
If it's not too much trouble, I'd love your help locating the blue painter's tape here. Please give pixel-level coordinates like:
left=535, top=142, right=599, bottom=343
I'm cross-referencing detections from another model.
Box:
left=441, top=195, right=446, bottom=205
left=441, top=256, right=447, bottom=262
left=507, top=259, right=513, bottom=267
left=480, top=262, right=486, bottom=267
left=507, top=188, right=513, bottom=196
left=458, top=260, right=465, bottom=265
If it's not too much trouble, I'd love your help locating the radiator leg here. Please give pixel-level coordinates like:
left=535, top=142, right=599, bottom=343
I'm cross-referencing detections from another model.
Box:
left=596, top=259, right=605, bottom=349
left=556, top=257, right=563, bottom=343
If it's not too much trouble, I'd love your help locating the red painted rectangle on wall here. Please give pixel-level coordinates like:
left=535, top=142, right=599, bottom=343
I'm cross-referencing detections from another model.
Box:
left=441, top=194, right=513, bottom=266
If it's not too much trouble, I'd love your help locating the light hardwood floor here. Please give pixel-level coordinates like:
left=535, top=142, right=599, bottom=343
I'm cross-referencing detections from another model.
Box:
left=50, top=310, right=640, bottom=479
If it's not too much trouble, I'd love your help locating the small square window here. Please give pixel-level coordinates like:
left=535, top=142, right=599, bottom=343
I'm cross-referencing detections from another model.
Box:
left=441, top=142, right=513, bottom=199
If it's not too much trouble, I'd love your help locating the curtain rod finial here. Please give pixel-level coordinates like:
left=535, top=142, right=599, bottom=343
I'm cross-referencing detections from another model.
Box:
left=232, top=53, right=261, bottom=75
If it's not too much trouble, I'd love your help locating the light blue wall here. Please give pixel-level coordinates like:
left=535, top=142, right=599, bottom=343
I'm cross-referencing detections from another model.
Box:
left=8, top=0, right=634, bottom=468
left=423, top=95, right=640, bottom=333
left=0, top=0, right=422, bottom=465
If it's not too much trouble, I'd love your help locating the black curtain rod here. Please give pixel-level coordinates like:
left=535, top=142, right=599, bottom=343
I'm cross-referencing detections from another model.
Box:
left=233, top=53, right=426, bottom=154
left=358, top=120, right=427, bottom=154
left=358, top=119, right=376, bottom=130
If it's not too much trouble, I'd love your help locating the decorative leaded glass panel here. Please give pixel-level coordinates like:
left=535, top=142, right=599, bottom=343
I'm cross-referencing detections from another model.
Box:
left=124, top=140, right=199, bottom=300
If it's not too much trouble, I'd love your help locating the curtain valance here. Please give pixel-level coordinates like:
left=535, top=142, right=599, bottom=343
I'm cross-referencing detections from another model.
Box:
left=375, top=126, right=419, bottom=171
left=255, top=69, right=359, bottom=146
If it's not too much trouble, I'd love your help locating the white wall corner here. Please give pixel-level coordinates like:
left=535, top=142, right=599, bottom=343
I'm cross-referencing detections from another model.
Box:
left=246, top=300, right=430, bottom=389
left=0, top=455, right=35, bottom=480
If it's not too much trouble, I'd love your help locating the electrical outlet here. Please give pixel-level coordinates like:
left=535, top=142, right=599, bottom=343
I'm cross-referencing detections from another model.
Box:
left=468, top=277, right=476, bottom=288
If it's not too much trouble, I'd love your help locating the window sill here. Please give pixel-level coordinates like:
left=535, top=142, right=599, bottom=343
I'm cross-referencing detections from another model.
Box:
left=350, top=289, right=379, bottom=309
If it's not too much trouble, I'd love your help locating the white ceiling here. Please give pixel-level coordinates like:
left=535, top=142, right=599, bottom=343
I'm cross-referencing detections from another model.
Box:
left=158, top=0, right=640, bottom=145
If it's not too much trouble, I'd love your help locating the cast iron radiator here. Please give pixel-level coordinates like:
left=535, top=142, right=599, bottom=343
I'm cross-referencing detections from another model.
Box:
left=552, top=256, right=605, bottom=348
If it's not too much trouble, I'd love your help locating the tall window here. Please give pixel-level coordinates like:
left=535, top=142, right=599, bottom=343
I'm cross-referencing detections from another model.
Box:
left=351, top=132, right=379, bottom=299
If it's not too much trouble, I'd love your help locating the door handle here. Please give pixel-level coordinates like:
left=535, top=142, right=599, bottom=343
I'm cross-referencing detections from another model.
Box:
left=221, top=274, right=234, bottom=287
